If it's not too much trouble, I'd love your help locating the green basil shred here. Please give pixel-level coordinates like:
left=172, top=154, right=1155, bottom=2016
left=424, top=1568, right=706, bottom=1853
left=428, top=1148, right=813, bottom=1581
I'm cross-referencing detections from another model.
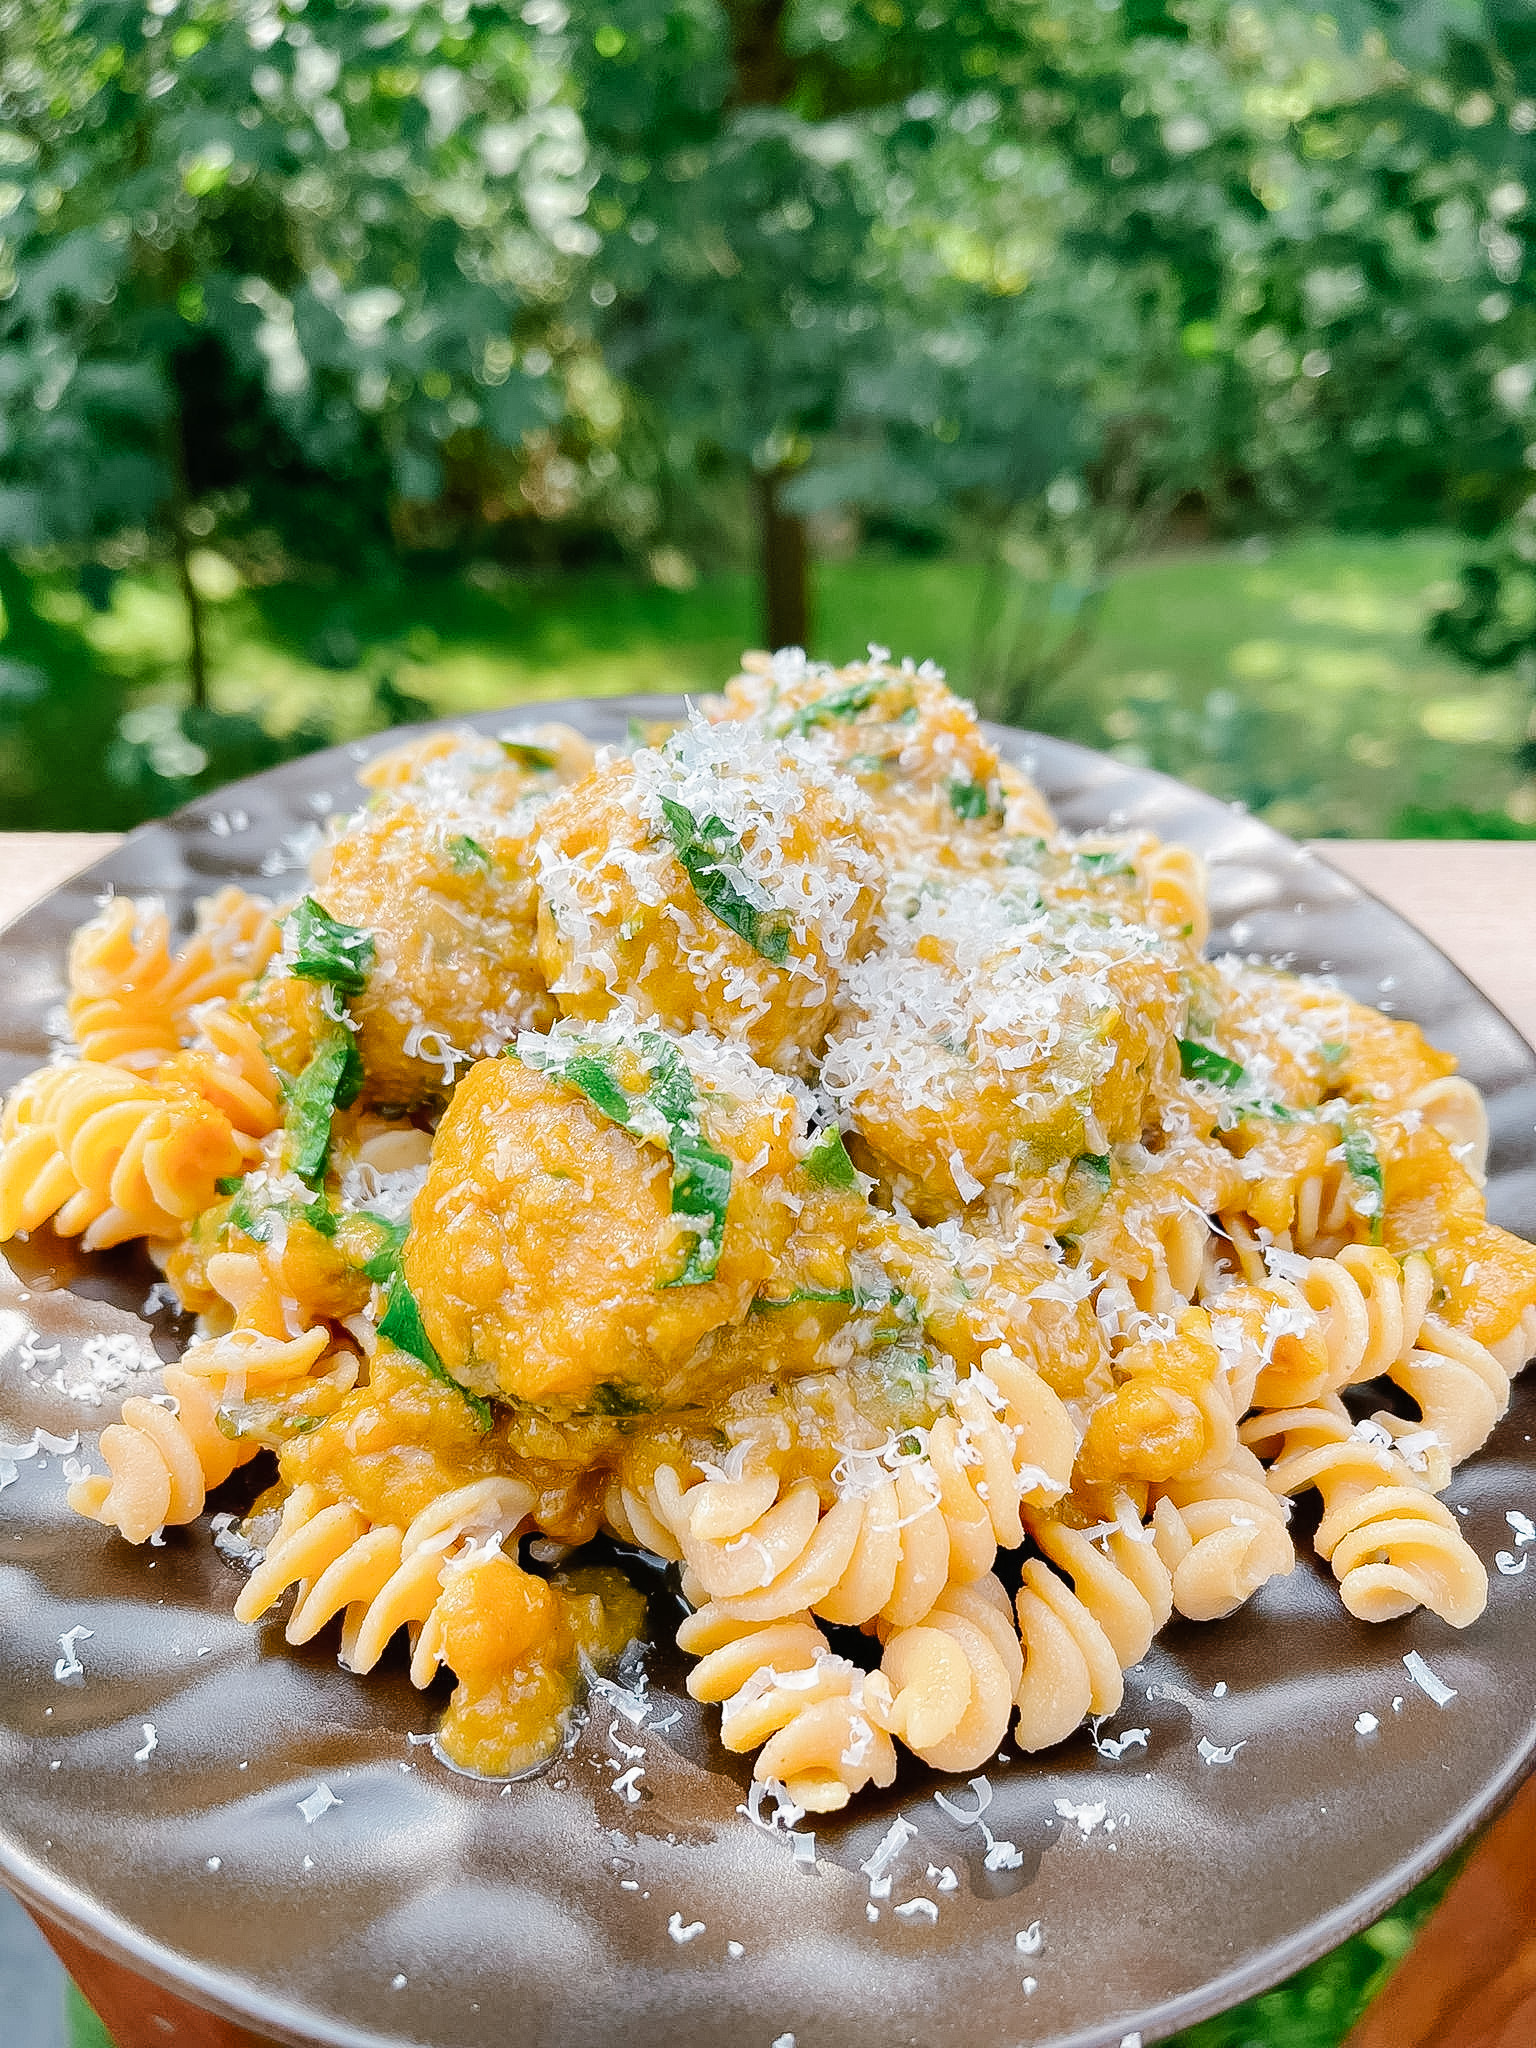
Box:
left=448, top=834, right=491, bottom=872
left=285, top=1026, right=363, bottom=1183
left=286, top=898, right=375, bottom=996
left=499, top=739, right=560, bottom=771
left=1178, top=1038, right=1247, bottom=1089
left=1341, top=1124, right=1385, bottom=1243
left=657, top=795, right=792, bottom=965
left=803, top=1126, right=858, bottom=1191
left=378, top=1271, right=493, bottom=1429
left=948, top=776, right=992, bottom=821
left=750, top=1287, right=856, bottom=1314
left=538, top=1033, right=733, bottom=1286
left=784, top=679, right=881, bottom=732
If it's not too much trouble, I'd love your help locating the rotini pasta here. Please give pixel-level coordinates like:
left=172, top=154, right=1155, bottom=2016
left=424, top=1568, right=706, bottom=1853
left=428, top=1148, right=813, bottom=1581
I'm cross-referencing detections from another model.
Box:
left=1241, top=1401, right=1486, bottom=1626
left=1148, top=1447, right=1297, bottom=1621
left=0, top=1060, right=255, bottom=1247
left=1012, top=1509, right=1172, bottom=1753
left=3, top=651, right=1531, bottom=1807
left=677, top=1591, right=899, bottom=1812
left=68, top=1252, right=344, bottom=1542
left=67, top=887, right=279, bottom=1070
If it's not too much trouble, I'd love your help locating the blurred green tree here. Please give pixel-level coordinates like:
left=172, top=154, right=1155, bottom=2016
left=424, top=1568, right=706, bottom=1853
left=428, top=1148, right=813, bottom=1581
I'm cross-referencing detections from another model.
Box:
left=0, top=0, right=583, bottom=714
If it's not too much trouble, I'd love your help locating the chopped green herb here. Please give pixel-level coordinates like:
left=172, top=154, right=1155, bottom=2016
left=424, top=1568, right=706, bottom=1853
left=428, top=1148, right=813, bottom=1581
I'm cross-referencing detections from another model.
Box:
left=589, top=1381, right=657, bottom=1416
left=448, top=834, right=491, bottom=872
left=215, top=1174, right=244, bottom=1198
left=229, top=1182, right=338, bottom=1243
left=378, top=1272, right=492, bottom=1430
left=1059, top=1151, right=1112, bottom=1237
left=668, top=1124, right=734, bottom=1286
left=286, top=898, right=375, bottom=996
left=657, top=796, right=792, bottom=965
left=356, top=1214, right=410, bottom=1282
left=1320, top=1040, right=1350, bottom=1066
left=1178, top=1038, right=1247, bottom=1089
left=803, top=1126, right=858, bottom=1191
left=1342, top=1124, right=1385, bottom=1243
left=560, top=1049, right=635, bottom=1127
left=751, top=1287, right=856, bottom=1314
left=499, top=738, right=561, bottom=771
left=1076, top=849, right=1137, bottom=878
left=948, top=776, right=992, bottom=821
left=286, top=1027, right=363, bottom=1183
left=538, top=1031, right=734, bottom=1286
left=784, top=679, right=881, bottom=732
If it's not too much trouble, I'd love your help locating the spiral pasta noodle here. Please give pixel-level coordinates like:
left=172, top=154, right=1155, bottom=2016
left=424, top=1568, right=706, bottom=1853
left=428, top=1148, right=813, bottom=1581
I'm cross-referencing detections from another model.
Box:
left=67, top=1253, right=344, bottom=1543
left=0, top=1060, right=255, bottom=1247
left=879, top=1574, right=1023, bottom=1772
left=677, top=1591, right=898, bottom=1812
left=1148, top=1446, right=1296, bottom=1621
left=67, top=888, right=280, bottom=1070
left=1139, top=840, right=1209, bottom=950
left=647, top=1353, right=1073, bottom=1632
left=235, top=1476, right=536, bottom=1681
left=1078, top=1306, right=1239, bottom=1488
left=1011, top=1505, right=1173, bottom=1752
left=1241, top=1401, right=1486, bottom=1626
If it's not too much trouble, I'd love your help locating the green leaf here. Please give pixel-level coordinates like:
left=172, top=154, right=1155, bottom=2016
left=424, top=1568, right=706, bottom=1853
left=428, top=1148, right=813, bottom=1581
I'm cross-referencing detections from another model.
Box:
left=1076, top=849, right=1137, bottom=878
left=1178, top=1038, right=1247, bottom=1089
left=561, top=1049, right=637, bottom=1127
left=668, top=1125, right=734, bottom=1285
left=750, top=1286, right=856, bottom=1313
left=948, top=775, right=992, bottom=820
left=378, top=1271, right=493, bottom=1430
left=657, top=795, right=792, bottom=965
left=1060, top=1151, right=1112, bottom=1236
left=1320, top=1040, right=1350, bottom=1066
left=1342, top=1124, right=1385, bottom=1242
left=286, top=897, right=376, bottom=996
left=448, top=833, right=490, bottom=871
left=499, top=739, right=560, bottom=770
left=784, top=678, right=881, bottom=732
left=227, top=1184, right=337, bottom=1243
left=215, top=1174, right=244, bottom=1197
left=356, top=1213, right=410, bottom=1281
left=286, top=1027, right=363, bottom=1183
left=589, top=1380, right=657, bottom=1415
left=538, top=1029, right=734, bottom=1286
left=803, top=1126, right=858, bottom=1190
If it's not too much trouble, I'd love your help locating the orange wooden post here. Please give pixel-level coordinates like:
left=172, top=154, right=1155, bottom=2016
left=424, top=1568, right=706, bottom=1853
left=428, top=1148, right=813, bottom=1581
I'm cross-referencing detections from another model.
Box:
left=30, top=1910, right=288, bottom=2048
left=1344, top=1771, right=1536, bottom=2048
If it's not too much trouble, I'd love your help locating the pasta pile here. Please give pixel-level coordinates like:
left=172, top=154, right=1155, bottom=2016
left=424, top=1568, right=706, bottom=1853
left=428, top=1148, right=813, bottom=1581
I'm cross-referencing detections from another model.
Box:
left=4, top=652, right=1535, bottom=1805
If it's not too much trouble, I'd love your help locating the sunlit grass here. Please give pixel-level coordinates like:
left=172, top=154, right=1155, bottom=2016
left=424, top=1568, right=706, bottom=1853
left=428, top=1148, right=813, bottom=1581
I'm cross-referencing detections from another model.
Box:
left=11, top=531, right=1534, bottom=836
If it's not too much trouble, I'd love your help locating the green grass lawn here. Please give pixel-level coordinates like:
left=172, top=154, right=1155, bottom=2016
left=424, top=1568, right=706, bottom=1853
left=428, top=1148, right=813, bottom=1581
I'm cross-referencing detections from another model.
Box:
left=14, top=529, right=1533, bottom=836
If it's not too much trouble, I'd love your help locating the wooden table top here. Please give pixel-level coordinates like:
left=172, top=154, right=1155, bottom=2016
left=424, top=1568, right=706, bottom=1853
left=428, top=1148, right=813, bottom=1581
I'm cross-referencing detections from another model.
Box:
left=1, top=830, right=1534, bottom=2048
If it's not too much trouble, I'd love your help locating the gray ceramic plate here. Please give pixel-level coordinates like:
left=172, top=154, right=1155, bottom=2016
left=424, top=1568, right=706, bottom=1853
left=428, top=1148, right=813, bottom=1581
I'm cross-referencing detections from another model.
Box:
left=2, top=701, right=1534, bottom=2048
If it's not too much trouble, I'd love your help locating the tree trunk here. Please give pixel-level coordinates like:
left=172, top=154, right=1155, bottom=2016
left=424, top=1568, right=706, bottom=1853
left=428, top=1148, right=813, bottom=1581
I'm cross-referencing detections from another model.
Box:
left=171, top=513, right=209, bottom=713
left=165, top=386, right=209, bottom=711
left=755, top=467, right=810, bottom=653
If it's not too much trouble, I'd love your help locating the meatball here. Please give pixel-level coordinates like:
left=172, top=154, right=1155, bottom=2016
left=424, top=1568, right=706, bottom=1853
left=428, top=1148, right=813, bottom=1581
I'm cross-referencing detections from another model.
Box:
left=716, top=650, right=1057, bottom=884
left=404, top=1028, right=803, bottom=1408
left=534, top=710, right=881, bottom=1073
left=822, top=873, right=1184, bottom=1218
left=299, top=723, right=593, bottom=1108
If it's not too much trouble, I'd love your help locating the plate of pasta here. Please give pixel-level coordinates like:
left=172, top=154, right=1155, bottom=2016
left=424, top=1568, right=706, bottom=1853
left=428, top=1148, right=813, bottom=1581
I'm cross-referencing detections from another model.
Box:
left=2, top=655, right=1535, bottom=2048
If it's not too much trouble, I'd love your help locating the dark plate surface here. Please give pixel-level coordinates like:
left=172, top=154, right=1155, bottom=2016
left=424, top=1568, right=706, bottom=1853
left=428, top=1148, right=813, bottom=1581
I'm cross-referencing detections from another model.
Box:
left=2, top=699, right=1535, bottom=2048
